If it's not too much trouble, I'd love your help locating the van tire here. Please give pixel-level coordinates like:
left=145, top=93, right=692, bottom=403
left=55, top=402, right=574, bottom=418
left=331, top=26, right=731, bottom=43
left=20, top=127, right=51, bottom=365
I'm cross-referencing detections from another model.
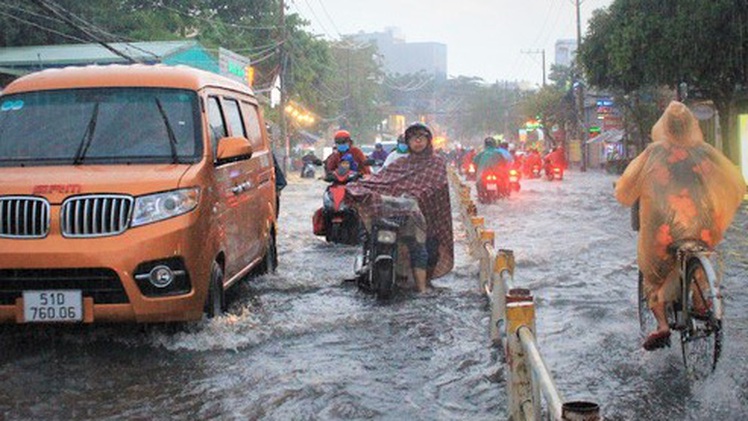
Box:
left=204, top=261, right=225, bottom=318
left=259, top=229, right=277, bottom=274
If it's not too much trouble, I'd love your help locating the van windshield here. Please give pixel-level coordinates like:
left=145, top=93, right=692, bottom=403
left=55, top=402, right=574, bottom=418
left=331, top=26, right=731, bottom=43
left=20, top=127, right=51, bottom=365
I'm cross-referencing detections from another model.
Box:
left=0, top=88, right=202, bottom=166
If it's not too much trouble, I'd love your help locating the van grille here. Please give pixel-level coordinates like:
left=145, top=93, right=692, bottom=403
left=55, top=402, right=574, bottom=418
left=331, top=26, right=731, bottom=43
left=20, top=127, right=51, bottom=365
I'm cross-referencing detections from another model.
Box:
left=0, top=268, right=128, bottom=304
left=0, top=196, right=50, bottom=239
left=61, top=195, right=133, bottom=238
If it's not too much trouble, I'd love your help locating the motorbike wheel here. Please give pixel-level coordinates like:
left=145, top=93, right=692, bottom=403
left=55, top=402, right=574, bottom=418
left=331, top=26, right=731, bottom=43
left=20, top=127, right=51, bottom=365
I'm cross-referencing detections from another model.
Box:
left=329, top=223, right=341, bottom=243
left=374, top=259, right=395, bottom=299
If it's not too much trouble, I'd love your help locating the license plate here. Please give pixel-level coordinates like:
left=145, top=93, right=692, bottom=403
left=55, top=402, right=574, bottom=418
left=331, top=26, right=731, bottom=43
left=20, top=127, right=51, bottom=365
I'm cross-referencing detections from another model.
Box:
left=510, top=177, right=518, bottom=183
left=23, top=290, right=83, bottom=323
left=486, top=183, right=497, bottom=191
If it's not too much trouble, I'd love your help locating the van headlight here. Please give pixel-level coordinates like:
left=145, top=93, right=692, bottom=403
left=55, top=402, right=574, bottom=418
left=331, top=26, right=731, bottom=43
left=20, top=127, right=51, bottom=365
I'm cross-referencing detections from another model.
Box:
left=131, top=187, right=200, bottom=227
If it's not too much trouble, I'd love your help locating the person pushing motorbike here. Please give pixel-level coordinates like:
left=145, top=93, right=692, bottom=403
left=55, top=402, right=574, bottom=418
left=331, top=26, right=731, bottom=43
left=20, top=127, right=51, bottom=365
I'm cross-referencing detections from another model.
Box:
left=345, top=122, right=454, bottom=293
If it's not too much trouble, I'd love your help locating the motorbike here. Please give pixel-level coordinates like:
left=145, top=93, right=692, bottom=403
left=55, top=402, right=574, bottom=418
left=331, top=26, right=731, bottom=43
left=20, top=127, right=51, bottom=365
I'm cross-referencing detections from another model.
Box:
left=476, top=169, right=511, bottom=203
left=315, top=164, right=361, bottom=245
left=300, top=161, right=316, bottom=178
left=465, top=162, right=478, bottom=181
left=544, top=162, right=564, bottom=181
left=508, top=168, right=521, bottom=192
left=354, top=195, right=423, bottom=299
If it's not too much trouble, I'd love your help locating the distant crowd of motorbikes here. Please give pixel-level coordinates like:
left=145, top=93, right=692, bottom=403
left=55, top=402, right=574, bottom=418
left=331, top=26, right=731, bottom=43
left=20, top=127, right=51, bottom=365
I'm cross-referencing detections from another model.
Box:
left=300, top=140, right=566, bottom=299
left=458, top=147, right=566, bottom=204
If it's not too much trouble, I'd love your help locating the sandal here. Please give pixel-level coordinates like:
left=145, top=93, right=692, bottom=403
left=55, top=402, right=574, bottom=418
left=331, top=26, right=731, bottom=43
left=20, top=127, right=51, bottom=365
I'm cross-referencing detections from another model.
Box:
left=643, top=330, right=671, bottom=351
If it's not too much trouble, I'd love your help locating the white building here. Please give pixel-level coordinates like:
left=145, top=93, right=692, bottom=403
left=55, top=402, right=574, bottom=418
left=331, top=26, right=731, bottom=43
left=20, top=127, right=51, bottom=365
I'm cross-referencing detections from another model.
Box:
left=555, top=39, right=577, bottom=67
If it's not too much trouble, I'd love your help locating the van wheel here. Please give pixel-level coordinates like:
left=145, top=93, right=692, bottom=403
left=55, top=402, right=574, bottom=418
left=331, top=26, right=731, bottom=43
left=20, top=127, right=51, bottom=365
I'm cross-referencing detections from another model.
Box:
left=259, top=230, right=277, bottom=274
left=204, top=261, right=225, bottom=318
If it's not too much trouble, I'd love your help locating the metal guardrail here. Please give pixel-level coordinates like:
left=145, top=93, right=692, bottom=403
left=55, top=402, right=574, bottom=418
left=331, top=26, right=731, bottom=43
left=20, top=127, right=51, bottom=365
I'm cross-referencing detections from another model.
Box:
left=448, top=168, right=600, bottom=421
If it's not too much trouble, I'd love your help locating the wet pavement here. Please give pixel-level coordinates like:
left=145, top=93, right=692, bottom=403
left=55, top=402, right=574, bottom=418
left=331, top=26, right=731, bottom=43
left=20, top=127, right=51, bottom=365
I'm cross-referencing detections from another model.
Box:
left=1, top=168, right=747, bottom=420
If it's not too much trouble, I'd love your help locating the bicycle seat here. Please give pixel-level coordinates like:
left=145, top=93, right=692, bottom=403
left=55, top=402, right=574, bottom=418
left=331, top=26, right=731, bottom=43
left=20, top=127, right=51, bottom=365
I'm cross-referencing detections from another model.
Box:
left=667, top=239, right=710, bottom=256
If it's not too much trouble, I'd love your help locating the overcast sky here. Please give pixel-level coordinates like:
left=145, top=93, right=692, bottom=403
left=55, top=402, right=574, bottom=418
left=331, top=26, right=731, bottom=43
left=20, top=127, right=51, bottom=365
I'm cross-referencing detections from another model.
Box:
left=290, top=0, right=614, bottom=86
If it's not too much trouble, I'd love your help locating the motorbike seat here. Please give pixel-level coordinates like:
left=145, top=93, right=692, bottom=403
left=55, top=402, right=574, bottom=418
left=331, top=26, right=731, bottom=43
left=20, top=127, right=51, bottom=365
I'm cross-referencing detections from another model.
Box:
left=377, top=217, right=403, bottom=230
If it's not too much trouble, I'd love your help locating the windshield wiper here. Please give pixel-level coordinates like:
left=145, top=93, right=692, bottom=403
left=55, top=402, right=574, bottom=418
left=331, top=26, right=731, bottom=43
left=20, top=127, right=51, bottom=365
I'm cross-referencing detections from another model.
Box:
left=154, top=98, right=180, bottom=164
left=73, top=102, right=100, bottom=165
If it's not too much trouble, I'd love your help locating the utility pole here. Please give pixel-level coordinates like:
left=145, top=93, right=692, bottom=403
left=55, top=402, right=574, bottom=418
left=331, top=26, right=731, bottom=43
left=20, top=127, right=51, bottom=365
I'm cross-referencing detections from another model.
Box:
left=575, top=0, right=587, bottom=172
left=278, top=0, right=289, bottom=173
left=520, top=49, right=546, bottom=87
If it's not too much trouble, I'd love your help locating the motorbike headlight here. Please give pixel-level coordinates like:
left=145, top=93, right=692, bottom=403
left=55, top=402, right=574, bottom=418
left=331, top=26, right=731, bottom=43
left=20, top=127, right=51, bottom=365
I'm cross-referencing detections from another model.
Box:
left=377, top=230, right=397, bottom=244
left=131, top=187, right=200, bottom=227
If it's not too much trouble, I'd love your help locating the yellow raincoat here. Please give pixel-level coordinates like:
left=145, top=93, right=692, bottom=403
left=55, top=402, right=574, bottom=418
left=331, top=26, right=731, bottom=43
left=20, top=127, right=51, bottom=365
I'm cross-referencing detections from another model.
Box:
left=615, top=101, right=745, bottom=305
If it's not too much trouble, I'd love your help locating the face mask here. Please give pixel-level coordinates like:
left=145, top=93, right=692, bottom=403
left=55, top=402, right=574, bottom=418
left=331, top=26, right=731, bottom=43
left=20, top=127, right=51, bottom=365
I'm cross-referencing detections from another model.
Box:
left=336, top=144, right=350, bottom=153
left=396, top=143, right=408, bottom=153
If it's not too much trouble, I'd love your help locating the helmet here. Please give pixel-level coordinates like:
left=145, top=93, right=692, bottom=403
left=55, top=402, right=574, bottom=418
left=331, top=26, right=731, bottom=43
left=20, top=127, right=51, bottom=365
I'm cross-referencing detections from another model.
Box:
left=334, top=129, right=351, bottom=143
left=375, top=142, right=383, bottom=149
left=404, top=122, right=432, bottom=142
left=484, top=137, right=497, bottom=148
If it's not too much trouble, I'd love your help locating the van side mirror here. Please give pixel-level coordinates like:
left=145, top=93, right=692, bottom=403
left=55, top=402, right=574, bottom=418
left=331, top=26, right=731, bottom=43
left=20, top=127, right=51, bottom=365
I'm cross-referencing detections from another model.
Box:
left=216, top=136, right=253, bottom=165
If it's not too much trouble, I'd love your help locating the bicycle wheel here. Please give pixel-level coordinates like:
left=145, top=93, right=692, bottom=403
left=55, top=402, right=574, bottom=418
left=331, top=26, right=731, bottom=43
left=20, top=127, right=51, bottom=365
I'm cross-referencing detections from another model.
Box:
left=637, top=270, right=656, bottom=339
left=680, top=257, right=722, bottom=378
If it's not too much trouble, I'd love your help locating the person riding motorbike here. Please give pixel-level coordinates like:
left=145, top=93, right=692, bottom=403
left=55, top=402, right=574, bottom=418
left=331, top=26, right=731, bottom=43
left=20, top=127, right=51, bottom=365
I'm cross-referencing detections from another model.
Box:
left=325, top=130, right=371, bottom=176
left=615, top=101, right=745, bottom=351
left=523, top=148, right=543, bottom=178
left=461, top=147, right=477, bottom=178
left=381, top=134, right=408, bottom=169
left=300, top=150, right=322, bottom=177
left=473, top=137, right=511, bottom=180
left=369, top=142, right=390, bottom=164
left=544, top=146, right=567, bottom=174
left=346, top=122, right=454, bottom=293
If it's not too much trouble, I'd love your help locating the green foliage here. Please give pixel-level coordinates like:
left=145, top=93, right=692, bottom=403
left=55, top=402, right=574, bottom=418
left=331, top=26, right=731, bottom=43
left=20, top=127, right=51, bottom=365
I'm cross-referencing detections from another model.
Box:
left=436, top=77, right=524, bottom=141
left=580, top=0, right=748, bottom=160
left=0, top=0, right=378, bottom=150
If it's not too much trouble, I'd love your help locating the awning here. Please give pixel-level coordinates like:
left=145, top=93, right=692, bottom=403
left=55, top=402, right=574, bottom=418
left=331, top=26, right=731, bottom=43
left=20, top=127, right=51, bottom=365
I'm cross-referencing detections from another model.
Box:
left=586, top=129, right=624, bottom=144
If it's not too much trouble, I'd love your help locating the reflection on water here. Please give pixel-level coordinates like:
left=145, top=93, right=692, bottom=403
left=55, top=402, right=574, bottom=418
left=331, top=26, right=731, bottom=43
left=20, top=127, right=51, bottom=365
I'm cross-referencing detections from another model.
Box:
left=0, top=171, right=746, bottom=419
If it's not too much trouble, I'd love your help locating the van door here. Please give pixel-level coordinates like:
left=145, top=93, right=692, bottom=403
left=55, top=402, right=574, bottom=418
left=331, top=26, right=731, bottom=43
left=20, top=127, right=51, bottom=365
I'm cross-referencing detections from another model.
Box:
left=206, top=95, right=253, bottom=279
left=222, top=97, right=261, bottom=268
left=242, top=101, right=276, bottom=244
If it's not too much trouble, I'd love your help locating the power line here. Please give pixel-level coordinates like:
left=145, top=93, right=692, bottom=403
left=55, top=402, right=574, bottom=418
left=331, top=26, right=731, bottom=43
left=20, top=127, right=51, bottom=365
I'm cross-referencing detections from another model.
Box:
left=316, top=0, right=342, bottom=38
left=157, top=4, right=281, bottom=30
left=29, top=0, right=138, bottom=63
left=0, top=8, right=86, bottom=43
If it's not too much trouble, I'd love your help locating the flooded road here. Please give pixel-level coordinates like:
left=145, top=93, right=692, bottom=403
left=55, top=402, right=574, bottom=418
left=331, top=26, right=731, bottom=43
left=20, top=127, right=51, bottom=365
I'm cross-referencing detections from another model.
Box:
left=1, top=169, right=747, bottom=420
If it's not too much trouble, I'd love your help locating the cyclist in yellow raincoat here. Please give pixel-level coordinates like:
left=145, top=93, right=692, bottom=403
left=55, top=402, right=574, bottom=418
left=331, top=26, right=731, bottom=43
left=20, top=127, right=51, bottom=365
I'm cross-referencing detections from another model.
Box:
left=615, top=101, right=745, bottom=350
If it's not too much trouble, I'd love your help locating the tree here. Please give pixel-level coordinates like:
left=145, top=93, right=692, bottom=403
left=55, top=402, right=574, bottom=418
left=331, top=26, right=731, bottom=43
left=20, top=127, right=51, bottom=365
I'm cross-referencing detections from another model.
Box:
left=519, top=85, right=575, bottom=149
left=580, top=0, right=748, bottom=162
left=327, top=39, right=384, bottom=142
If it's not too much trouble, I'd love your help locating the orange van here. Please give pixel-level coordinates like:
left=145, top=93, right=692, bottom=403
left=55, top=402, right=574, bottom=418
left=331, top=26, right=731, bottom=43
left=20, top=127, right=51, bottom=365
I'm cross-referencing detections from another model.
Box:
left=0, top=64, right=277, bottom=323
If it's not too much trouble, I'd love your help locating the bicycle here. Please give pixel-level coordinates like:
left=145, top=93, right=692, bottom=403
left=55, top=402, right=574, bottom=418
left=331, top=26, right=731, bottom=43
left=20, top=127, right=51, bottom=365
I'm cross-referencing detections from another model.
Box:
left=632, top=202, right=723, bottom=378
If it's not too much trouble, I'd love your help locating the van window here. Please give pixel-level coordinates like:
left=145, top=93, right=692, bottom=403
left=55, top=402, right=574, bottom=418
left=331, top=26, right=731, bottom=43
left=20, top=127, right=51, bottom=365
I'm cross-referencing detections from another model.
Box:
left=242, top=102, right=265, bottom=150
left=207, top=97, right=227, bottom=155
left=223, top=98, right=246, bottom=138
left=0, top=88, right=202, bottom=166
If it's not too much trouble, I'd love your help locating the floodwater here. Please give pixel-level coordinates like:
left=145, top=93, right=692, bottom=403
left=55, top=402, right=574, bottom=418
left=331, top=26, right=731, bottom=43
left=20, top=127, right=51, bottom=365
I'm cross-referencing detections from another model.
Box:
left=1, top=168, right=746, bottom=420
